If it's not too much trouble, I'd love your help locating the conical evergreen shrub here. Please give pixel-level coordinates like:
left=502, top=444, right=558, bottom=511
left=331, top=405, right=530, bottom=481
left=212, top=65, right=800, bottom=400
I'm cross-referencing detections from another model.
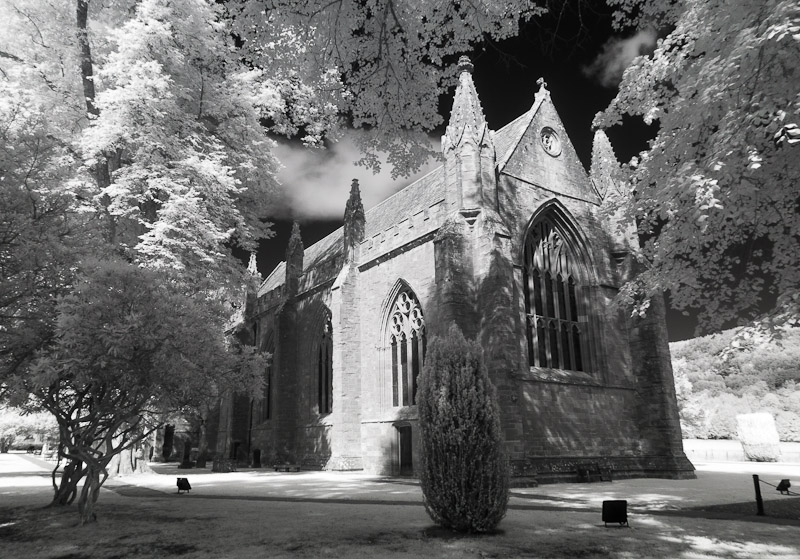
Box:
left=417, top=324, right=509, bottom=533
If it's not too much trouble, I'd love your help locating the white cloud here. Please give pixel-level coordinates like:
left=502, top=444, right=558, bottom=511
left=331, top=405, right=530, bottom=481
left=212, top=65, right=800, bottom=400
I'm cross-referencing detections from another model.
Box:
left=271, top=132, right=440, bottom=220
left=583, top=29, right=657, bottom=88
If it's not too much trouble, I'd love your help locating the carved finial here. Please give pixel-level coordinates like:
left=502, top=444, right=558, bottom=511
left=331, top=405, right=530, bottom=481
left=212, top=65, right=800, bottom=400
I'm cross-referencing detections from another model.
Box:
left=536, top=77, right=548, bottom=91
left=246, top=252, right=259, bottom=276
left=349, top=178, right=361, bottom=199
left=457, top=55, right=474, bottom=74
left=534, top=77, right=550, bottom=102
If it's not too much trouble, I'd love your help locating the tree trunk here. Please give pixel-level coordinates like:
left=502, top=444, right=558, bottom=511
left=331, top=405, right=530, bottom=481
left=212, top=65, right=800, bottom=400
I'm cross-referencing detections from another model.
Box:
left=76, top=0, right=121, bottom=245
left=77, top=466, right=103, bottom=525
left=179, top=437, right=194, bottom=469
left=195, top=417, right=208, bottom=469
left=49, top=457, right=84, bottom=507
left=76, top=0, right=99, bottom=118
left=151, top=427, right=165, bottom=462
left=108, top=445, right=151, bottom=477
left=162, top=424, right=175, bottom=461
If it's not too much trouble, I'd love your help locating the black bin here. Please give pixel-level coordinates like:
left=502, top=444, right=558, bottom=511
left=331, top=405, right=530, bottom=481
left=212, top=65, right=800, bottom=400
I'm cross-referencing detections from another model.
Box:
left=602, top=500, right=628, bottom=526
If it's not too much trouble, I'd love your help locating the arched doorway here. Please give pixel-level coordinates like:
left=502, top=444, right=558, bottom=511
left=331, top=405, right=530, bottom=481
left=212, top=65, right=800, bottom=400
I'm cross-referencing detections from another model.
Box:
left=395, top=424, right=413, bottom=476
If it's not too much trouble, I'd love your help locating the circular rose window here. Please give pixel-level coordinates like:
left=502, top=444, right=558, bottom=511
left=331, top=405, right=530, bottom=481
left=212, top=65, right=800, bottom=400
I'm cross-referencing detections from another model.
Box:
left=540, top=127, right=562, bottom=157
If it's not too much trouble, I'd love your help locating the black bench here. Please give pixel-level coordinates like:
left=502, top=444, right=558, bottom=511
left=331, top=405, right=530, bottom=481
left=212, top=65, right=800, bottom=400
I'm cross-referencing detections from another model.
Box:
left=577, top=463, right=612, bottom=483
left=273, top=464, right=300, bottom=472
left=176, top=477, right=192, bottom=494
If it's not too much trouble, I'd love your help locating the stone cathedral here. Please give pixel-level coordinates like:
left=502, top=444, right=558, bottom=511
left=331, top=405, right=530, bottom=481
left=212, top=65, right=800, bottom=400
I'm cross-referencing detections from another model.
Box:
left=215, top=58, right=695, bottom=482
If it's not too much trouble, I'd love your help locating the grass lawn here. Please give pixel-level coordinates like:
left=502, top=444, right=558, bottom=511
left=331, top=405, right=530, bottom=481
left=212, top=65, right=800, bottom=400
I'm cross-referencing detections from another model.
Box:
left=1, top=455, right=799, bottom=558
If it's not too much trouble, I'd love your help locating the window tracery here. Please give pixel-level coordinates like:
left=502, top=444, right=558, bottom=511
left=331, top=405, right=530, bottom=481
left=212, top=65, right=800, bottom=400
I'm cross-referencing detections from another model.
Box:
left=523, top=219, right=587, bottom=372
left=388, top=289, right=426, bottom=407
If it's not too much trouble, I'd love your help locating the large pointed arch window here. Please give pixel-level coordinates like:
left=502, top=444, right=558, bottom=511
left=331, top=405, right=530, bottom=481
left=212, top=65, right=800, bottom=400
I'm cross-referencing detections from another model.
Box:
left=388, top=289, right=426, bottom=407
left=318, top=313, right=333, bottom=414
left=258, top=334, right=275, bottom=422
left=523, top=218, right=587, bottom=372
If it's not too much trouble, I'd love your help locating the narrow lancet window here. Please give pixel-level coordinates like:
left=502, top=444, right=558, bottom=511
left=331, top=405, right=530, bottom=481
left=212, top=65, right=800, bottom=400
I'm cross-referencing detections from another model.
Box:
left=536, top=318, right=547, bottom=367
left=317, top=315, right=333, bottom=414
left=561, top=324, right=572, bottom=370
left=549, top=321, right=559, bottom=369
left=573, top=325, right=583, bottom=372
left=259, top=335, right=275, bottom=422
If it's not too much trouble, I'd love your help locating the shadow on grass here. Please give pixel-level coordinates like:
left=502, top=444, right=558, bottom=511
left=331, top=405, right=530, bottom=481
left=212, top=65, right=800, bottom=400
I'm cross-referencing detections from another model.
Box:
left=422, top=525, right=506, bottom=539
left=679, top=497, right=800, bottom=523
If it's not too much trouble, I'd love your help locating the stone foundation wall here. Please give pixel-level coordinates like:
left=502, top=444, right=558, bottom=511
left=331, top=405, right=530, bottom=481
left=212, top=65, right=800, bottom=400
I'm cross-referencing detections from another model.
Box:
left=520, top=380, right=642, bottom=458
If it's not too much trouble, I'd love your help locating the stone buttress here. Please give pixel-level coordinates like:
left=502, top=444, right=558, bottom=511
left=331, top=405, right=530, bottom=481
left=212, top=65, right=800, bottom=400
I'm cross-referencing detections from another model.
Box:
left=328, top=180, right=366, bottom=470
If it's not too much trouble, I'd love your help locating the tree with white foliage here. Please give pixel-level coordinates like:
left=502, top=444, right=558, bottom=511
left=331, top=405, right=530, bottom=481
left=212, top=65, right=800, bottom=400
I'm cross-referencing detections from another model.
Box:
left=229, top=0, right=546, bottom=176
left=26, top=260, right=264, bottom=524
left=0, top=406, right=58, bottom=453
left=1, top=0, right=553, bottom=526
left=597, top=0, right=800, bottom=334
left=1, top=0, right=287, bottom=284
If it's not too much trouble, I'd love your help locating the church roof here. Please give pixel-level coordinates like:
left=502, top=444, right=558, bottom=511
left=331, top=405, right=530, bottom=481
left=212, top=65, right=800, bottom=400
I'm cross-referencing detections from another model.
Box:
left=493, top=97, right=544, bottom=171
left=258, top=90, right=581, bottom=298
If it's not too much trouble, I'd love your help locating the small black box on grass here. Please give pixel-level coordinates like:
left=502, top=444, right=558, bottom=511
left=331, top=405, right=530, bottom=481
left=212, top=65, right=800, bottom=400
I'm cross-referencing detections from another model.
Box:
left=177, top=477, right=191, bottom=494
left=602, top=500, right=628, bottom=527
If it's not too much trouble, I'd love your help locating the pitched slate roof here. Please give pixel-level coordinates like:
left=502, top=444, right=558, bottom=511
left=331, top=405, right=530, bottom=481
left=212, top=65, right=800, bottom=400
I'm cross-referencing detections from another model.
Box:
left=258, top=106, right=542, bottom=298
left=493, top=98, right=543, bottom=171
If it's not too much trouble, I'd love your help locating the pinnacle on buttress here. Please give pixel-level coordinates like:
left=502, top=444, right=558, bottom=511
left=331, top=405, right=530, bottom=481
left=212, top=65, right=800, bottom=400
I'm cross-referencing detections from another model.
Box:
left=343, top=178, right=366, bottom=262
left=285, top=221, right=304, bottom=296
left=443, top=56, right=490, bottom=150
left=442, top=56, right=497, bottom=214
left=246, top=251, right=259, bottom=276
left=590, top=129, right=621, bottom=199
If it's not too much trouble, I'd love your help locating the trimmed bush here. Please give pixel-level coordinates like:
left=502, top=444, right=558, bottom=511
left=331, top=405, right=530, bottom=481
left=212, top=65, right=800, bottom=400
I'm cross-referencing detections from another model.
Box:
left=417, top=324, right=509, bottom=533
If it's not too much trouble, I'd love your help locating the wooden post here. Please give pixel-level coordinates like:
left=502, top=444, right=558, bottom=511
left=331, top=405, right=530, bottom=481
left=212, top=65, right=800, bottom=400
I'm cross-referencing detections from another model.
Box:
left=753, top=474, right=765, bottom=516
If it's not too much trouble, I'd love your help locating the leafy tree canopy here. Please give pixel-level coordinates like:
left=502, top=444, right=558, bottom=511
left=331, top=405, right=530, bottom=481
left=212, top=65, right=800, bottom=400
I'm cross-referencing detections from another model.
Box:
left=597, top=0, right=800, bottom=333
left=24, top=260, right=265, bottom=523
left=671, top=326, right=800, bottom=440
left=228, top=0, right=545, bottom=176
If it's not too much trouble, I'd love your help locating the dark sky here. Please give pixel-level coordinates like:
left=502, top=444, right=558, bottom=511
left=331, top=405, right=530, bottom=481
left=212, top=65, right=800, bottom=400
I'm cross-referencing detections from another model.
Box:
left=246, top=7, right=701, bottom=341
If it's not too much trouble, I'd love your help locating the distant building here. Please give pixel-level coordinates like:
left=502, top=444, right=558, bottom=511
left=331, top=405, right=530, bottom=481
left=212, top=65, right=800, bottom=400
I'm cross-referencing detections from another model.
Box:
left=216, top=57, right=695, bottom=482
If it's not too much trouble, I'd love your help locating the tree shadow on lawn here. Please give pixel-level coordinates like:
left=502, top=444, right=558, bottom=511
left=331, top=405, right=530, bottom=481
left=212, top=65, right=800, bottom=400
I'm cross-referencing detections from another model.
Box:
left=422, top=525, right=506, bottom=539
left=679, top=497, right=800, bottom=523
left=4, top=495, right=800, bottom=559
left=0, top=471, right=53, bottom=478
left=103, top=480, right=800, bottom=526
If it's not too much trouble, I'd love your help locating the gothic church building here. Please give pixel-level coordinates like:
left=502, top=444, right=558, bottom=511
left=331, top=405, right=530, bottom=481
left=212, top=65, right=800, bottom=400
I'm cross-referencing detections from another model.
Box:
left=217, top=58, right=695, bottom=482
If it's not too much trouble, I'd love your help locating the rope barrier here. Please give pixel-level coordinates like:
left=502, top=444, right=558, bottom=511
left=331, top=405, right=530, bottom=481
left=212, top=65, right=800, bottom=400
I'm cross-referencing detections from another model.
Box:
left=756, top=475, right=799, bottom=496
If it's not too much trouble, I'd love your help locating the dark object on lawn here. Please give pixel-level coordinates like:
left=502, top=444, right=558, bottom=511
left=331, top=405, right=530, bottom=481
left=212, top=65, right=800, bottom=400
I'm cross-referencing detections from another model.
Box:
left=777, top=479, right=791, bottom=495
left=578, top=463, right=612, bottom=483
left=602, top=500, right=628, bottom=527
left=273, top=463, right=300, bottom=472
left=177, top=478, right=191, bottom=494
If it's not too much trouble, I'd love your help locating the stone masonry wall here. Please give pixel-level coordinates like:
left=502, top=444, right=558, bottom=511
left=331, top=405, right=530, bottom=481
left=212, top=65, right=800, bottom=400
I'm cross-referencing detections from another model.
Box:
left=356, top=238, right=438, bottom=474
